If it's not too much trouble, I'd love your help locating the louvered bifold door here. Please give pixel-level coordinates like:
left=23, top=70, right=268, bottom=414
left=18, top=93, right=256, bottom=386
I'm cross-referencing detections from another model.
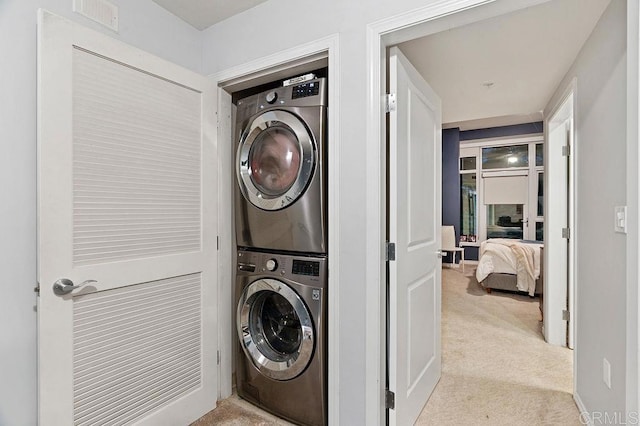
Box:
left=37, top=11, right=217, bottom=426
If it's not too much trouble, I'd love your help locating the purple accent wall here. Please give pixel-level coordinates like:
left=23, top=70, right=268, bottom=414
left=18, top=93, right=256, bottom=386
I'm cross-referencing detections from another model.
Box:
left=459, top=121, right=543, bottom=141
left=442, top=128, right=460, bottom=264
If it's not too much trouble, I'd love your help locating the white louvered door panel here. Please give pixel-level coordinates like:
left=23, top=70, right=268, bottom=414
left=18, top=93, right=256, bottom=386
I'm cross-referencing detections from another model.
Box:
left=73, top=275, right=202, bottom=425
left=72, top=48, right=202, bottom=266
left=37, top=11, right=217, bottom=426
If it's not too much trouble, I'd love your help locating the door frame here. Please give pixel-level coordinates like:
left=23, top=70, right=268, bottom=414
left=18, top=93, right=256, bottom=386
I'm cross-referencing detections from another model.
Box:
left=209, top=34, right=341, bottom=424
left=543, top=82, right=576, bottom=350
left=364, top=0, right=572, bottom=423
left=627, top=0, right=640, bottom=415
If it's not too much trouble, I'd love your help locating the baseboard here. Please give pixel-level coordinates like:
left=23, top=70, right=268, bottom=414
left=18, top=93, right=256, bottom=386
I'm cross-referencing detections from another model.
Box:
left=574, top=391, right=591, bottom=426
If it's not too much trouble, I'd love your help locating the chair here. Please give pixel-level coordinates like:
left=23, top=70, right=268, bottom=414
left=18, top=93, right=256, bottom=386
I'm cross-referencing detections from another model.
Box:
left=442, top=225, right=464, bottom=273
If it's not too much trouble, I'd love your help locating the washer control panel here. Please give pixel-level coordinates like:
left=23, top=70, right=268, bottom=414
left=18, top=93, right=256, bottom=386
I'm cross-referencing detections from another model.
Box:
left=292, top=259, right=320, bottom=277
left=265, top=259, right=278, bottom=271
left=237, top=250, right=326, bottom=283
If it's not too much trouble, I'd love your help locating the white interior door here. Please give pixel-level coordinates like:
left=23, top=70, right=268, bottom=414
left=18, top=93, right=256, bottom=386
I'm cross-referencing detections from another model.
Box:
left=388, top=46, right=442, bottom=426
left=37, top=10, right=217, bottom=425
left=544, top=95, right=572, bottom=347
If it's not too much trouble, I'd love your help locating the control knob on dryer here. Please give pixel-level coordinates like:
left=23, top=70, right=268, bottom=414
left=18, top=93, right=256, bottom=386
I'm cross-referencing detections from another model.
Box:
left=265, top=91, right=278, bottom=104
left=266, top=259, right=278, bottom=271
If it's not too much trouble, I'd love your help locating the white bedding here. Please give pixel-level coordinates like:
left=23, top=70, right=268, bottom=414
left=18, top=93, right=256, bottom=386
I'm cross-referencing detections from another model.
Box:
left=475, top=239, right=543, bottom=296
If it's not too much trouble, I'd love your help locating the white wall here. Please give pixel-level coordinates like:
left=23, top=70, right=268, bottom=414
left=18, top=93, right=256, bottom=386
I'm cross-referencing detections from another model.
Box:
left=546, top=0, right=629, bottom=417
left=0, top=1, right=202, bottom=424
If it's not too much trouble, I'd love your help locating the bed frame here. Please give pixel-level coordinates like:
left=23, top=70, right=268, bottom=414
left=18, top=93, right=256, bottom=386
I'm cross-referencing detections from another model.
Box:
left=479, top=273, right=543, bottom=295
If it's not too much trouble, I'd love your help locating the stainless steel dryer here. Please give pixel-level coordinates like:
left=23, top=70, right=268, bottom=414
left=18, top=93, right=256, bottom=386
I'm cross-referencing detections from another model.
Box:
left=235, top=249, right=327, bottom=426
left=234, top=78, right=327, bottom=254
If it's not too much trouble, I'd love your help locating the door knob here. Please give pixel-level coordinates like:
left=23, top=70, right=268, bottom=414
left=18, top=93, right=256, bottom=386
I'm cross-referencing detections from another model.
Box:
left=437, top=250, right=445, bottom=258
left=53, top=278, right=97, bottom=296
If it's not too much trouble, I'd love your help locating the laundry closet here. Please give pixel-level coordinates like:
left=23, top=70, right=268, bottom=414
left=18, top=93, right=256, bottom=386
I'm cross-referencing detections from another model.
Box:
left=230, top=69, right=330, bottom=425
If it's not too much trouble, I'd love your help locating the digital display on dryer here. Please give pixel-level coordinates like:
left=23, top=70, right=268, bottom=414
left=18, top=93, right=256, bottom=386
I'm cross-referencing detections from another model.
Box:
left=292, top=260, right=320, bottom=276
left=291, top=82, right=320, bottom=99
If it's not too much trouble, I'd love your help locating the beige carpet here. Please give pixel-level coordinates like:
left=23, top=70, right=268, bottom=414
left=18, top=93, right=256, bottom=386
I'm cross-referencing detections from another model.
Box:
left=415, top=266, right=578, bottom=425
left=195, top=266, right=578, bottom=425
left=192, top=394, right=294, bottom=426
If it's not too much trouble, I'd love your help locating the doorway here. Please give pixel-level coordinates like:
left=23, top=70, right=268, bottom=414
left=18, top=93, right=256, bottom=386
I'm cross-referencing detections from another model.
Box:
left=368, top=0, right=597, bottom=423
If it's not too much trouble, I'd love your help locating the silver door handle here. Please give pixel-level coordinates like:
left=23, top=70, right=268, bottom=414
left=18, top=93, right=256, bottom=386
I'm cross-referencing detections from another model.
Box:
left=53, top=278, right=97, bottom=296
left=437, top=250, right=445, bottom=258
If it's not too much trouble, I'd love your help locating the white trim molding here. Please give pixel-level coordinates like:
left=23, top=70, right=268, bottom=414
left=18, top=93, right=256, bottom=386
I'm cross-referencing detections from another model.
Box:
left=574, top=391, right=593, bottom=426
left=626, top=0, right=640, bottom=417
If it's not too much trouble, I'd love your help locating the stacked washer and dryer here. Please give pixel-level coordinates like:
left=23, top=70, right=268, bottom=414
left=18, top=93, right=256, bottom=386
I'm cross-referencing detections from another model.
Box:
left=233, top=76, right=328, bottom=426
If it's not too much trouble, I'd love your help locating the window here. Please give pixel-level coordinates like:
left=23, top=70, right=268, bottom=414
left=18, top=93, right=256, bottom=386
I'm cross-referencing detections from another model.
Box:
left=460, top=174, right=477, bottom=240
left=537, top=172, right=544, bottom=216
left=459, top=136, right=544, bottom=243
left=460, top=157, right=476, bottom=170
left=535, top=171, right=544, bottom=241
left=536, top=143, right=544, bottom=167
left=486, top=204, right=524, bottom=239
left=536, top=222, right=544, bottom=242
left=482, top=145, right=528, bottom=169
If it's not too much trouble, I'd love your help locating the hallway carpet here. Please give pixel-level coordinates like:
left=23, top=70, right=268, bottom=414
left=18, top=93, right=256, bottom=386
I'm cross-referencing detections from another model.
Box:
left=194, top=266, right=577, bottom=425
left=415, top=266, right=578, bottom=425
left=192, top=393, right=293, bottom=426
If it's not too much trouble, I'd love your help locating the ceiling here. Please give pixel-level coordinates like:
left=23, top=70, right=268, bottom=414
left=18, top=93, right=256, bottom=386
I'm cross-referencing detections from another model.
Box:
left=151, top=0, right=611, bottom=129
left=152, top=0, right=268, bottom=30
left=399, top=0, right=611, bottom=129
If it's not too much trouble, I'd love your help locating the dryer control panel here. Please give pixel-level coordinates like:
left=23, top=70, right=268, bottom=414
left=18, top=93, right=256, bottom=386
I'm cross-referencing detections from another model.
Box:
left=291, top=81, right=321, bottom=99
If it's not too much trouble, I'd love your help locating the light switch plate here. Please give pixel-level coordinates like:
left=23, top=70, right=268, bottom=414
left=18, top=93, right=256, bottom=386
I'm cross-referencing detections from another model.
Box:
left=615, top=206, right=627, bottom=234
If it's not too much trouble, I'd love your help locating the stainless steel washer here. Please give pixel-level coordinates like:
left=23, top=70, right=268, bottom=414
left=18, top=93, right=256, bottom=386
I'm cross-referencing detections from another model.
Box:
left=234, top=78, right=327, bottom=254
left=235, top=249, right=327, bottom=426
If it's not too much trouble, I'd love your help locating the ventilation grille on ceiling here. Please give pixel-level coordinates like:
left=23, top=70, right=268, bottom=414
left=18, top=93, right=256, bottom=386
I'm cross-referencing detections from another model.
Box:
left=73, top=0, right=119, bottom=32
left=73, top=273, right=202, bottom=425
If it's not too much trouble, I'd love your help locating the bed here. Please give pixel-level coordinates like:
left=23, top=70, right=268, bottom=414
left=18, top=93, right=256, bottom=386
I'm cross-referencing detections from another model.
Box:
left=475, top=238, right=543, bottom=296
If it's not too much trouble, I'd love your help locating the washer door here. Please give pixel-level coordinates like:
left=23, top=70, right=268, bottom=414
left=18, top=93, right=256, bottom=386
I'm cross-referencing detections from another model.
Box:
left=237, top=110, right=316, bottom=211
left=237, top=278, right=314, bottom=381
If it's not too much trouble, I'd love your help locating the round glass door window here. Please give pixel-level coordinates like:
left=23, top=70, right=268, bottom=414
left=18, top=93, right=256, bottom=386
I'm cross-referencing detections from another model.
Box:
left=237, top=110, right=315, bottom=211
left=237, top=279, right=314, bottom=381
left=249, top=127, right=301, bottom=196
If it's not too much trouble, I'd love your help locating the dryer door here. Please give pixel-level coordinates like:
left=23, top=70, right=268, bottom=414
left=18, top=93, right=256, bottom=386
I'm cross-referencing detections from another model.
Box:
left=237, top=110, right=316, bottom=211
left=237, top=278, right=314, bottom=381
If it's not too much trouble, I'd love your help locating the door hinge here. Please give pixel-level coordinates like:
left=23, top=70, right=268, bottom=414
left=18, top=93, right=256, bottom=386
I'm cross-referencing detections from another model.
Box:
left=385, top=389, right=395, bottom=410
left=562, top=310, right=570, bottom=321
left=562, top=227, right=570, bottom=239
left=384, top=93, right=397, bottom=113
left=562, top=145, right=571, bottom=156
left=217, top=350, right=220, bottom=365
left=34, top=282, right=40, bottom=296
left=386, top=242, right=396, bottom=261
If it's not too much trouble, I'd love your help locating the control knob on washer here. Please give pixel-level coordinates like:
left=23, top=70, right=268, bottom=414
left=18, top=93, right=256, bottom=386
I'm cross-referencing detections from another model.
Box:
left=265, top=91, right=278, bottom=104
left=266, top=259, right=278, bottom=271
